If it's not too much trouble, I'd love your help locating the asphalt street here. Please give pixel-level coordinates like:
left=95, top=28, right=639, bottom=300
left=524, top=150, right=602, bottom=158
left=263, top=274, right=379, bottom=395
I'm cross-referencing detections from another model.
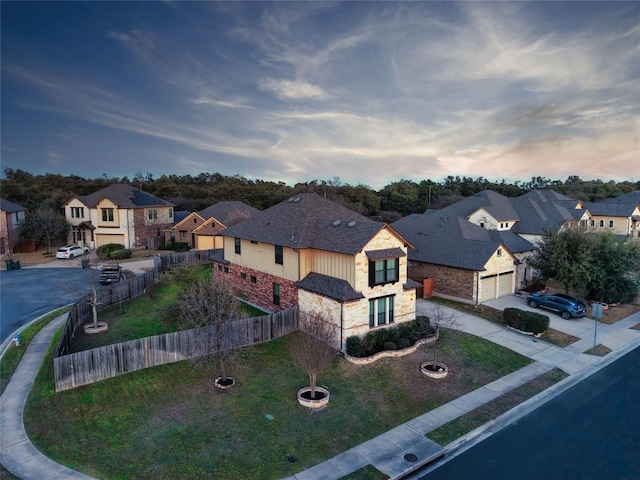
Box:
left=416, top=345, right=640, bottom=480
left=0, top=266, right=99, bottom=342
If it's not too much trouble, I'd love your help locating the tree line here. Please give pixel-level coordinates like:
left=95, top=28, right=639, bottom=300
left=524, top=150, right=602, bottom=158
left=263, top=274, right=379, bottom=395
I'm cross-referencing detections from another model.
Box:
left=1, top=168, right=637, bottom=220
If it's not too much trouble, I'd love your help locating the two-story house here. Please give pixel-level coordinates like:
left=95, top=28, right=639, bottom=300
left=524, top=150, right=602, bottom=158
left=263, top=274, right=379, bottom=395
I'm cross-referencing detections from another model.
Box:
left=166, top=201, right=259, bottom=249
left=0, top=198, right=26, bottom=255
left=64, top=184, right=175, bottom=250
left=215, top=193, right=418, bottom=349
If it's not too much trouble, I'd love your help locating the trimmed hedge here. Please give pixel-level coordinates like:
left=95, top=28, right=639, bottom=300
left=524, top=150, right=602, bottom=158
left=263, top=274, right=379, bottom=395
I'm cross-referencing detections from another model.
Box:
left=346, top=316, right=435, bottom=357
left=96, top=243, right=126, bottom=260
left=503, top=308, right=549, bottom=335
left=109, top=248, right=132, bottom=260
left=160, top=242, right=190, bottom=252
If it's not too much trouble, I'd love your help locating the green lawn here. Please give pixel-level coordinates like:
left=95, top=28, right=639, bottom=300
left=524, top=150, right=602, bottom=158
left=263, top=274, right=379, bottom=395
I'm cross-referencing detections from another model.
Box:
left=24, top=327, right=531, bottom=479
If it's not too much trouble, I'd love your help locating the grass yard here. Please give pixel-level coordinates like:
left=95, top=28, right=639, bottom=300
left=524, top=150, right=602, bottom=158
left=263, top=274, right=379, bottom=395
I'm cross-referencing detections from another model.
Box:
left=24, top=327, right=531, bottom=479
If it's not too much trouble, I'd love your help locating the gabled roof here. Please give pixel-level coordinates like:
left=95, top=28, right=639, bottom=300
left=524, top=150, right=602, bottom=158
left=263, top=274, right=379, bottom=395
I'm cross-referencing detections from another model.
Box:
left=510, top=190, right=582, bottom=235
left=392, top=212, right=514, bottom=271
left=197, top=201, right=259, bottom=226
left=222, top=192, right=396, bottom=255
left=600, top=190, right=640, bottom=205
left=438, top=190, right=519, bottom=222
left=0, top=198, right=26, bottom=213
left=583, top=201, right=639, bottom=216
left=72, top=184, right=174, bottom=208
left=173, top=210, right=191, bottom=224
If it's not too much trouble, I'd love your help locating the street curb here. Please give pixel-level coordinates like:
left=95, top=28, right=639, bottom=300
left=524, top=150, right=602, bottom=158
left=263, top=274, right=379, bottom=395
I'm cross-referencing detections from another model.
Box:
left=404, top=335, right=640, bottom=478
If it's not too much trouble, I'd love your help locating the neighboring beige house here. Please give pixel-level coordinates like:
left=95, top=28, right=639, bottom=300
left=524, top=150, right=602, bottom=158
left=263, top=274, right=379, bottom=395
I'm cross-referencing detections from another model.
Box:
left=214, top=193, right=418, bottom=349
left=0, top=198, right=26, bottom=255
left=392, top=212, right=533, bottom=305
left=584, top=191, right=640, bottom=238
left=63, top=184, right=175, bottom=250
left=165, top=201, right=259, bottom=249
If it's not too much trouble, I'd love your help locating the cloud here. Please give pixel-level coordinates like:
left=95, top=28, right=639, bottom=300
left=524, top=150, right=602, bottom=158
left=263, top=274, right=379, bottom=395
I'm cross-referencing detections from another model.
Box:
left=258, top=78, right=328, bottom=100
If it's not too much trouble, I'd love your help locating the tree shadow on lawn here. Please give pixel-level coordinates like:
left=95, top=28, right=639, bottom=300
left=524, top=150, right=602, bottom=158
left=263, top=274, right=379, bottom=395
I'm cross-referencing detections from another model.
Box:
left=25, top=330, right=530, bottom=480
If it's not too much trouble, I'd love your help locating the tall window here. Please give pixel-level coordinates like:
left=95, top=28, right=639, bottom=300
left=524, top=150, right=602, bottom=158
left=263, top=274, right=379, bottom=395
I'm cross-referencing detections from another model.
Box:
left=71, top=207, right=84, bottom=219
left=168, top=208, right=173, bottom=218
left=609, top=220, right=614, bottom=228
left=234, top=237, right=241, bottom=254
left=101, top=208, right=114, bottom=222
left=273, top=283, right=280, bottom=306
left=148, top=209, right=158, bottom=220
left=275, top=245, right=283, bottom=265
left=369, top=295, right=395, bottom=327
left=599, top=220, right=604, bottom=228
left=369, top=258, right=399, bottom=287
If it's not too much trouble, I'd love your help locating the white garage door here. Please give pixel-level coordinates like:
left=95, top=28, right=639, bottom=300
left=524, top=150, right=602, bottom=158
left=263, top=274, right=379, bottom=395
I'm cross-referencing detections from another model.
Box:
left=95, top=234, right=126, bottom=248
left=498, top=272, right=514, bottom=297
left=481, top=275, right=497, bottom=301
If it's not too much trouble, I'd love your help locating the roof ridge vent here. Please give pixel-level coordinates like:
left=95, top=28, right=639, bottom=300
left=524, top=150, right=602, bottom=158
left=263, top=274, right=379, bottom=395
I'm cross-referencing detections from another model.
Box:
left=293, top=196, right=301, bottom=203
left=333, top=220, right=341, bottom=226
left=347, top=221, right=356, bottom=228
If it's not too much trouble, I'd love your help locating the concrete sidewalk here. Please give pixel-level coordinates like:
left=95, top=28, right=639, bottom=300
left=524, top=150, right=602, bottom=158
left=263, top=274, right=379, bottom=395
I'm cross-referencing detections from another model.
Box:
left=2, top=296, right=639, bottom=480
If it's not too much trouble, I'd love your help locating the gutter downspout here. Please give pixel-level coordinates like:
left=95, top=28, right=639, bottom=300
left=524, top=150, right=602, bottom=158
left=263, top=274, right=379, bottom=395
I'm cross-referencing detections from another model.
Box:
left=340, top=302, right=344, bottom=352
left=475, top=271, right=480, bottom=306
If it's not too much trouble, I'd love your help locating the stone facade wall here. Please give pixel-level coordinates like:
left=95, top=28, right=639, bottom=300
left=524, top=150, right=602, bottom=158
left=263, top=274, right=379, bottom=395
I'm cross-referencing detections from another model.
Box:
left=215, top=262, right=297, bottom=312
left=408, top=261, right=476, bottom=303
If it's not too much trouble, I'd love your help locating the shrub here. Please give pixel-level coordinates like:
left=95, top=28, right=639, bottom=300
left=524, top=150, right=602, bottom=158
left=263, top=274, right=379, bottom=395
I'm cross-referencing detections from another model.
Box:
left=521, top=278, right=546, bottom=294
left=383, top=341, right=397, bottom=351
left=168, top=242, right=190, bottom=252
left=109, top=248, right=132, bottom=260
left=345, top=336, right=363, bottom=357
left=96, top=243, right=125, bottom=260
left=397, top=337, right=411, bottom=349
left=503, top=308, right=549, bottom=334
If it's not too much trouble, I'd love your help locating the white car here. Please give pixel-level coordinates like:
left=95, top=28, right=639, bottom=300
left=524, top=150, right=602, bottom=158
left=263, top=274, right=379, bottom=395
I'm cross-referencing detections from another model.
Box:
left=56, top=245, right=89, bottom=259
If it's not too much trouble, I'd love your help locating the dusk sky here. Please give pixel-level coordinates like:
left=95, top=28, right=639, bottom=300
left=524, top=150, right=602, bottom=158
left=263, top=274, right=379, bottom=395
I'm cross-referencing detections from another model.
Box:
left=1, top=1, right=638, bottom=189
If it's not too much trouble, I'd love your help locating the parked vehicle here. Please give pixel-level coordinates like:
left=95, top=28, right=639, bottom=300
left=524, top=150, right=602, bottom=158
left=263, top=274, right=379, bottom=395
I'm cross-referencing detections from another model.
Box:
left=527, top=293, right=587, bottom=319
left=56, top=245, right=89, bottom=259
left=99, top=264, right=123, bottom=285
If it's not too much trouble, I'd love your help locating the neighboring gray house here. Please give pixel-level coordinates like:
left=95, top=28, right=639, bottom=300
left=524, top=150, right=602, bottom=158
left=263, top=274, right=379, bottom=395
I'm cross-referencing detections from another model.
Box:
left=392, top=212, right=533, bottom=305
left=584, top=191, right=640, bottom=238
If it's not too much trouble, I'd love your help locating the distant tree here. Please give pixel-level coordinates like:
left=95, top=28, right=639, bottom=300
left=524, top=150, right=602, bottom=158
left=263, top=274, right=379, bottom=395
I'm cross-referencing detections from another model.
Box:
left=530, top=225, right=592, bottom=294
left=17, top=205, right=69, bottom=255
left=175, top=276, right=245, bottom=383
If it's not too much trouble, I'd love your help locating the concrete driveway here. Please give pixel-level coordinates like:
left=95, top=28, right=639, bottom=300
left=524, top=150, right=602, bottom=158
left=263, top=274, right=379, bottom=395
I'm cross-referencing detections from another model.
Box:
left=483, top=295, right=608, bottom=340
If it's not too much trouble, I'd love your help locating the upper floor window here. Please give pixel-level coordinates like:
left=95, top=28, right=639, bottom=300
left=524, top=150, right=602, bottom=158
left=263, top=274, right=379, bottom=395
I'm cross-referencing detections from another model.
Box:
left=275, top=245, right=283, bottom=265
left=101, top=208, right=114, bottom=222
left=168, top=208, right=173, bottom=218
left=369, top=258, right=399, bottom=287
left=234, top=237, right=241, bottom=254
left=148, top=209, right=158, bottom=220
left=609, top=220, right=614, bottom=228
left=497, top=248, right=503, bottom=257
left=71, top=207, right=84, bottom=219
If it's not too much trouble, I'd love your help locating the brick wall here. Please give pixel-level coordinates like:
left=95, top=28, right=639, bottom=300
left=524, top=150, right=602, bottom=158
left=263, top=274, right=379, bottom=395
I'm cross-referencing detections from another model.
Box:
left=408, top=261, right=476, bottom=303
left=214, top=261, right=297, bottom=312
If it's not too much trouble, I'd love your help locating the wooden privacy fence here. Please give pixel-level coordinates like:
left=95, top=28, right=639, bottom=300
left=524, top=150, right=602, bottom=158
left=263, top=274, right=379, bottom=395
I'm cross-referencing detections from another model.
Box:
left=54, top=306, right=299, bottom=392
left=55, top=249, right=217, bottom=357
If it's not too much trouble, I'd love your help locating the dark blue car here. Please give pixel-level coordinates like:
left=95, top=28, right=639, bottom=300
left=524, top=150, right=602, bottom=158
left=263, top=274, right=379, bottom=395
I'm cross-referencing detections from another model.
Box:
left=527, top=293, right=587, bottom=319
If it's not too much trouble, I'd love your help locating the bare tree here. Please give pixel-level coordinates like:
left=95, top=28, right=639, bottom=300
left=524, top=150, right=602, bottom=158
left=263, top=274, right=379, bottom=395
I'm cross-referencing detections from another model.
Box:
left=225, top=209, right=253, bottom=227
left=18, top=205, right=69, bottom=255
left=289, top=312, right=338, bottom=399
left=175, top=276, right=245, bottom=383
left=425, top=305, right=459, bottom=369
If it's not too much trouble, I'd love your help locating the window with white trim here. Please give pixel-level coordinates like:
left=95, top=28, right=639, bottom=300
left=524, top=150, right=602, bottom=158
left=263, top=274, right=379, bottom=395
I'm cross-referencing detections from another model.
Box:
left=101, top=208, right=114, bottom=222
left=369, top=295, right=395, bottom=327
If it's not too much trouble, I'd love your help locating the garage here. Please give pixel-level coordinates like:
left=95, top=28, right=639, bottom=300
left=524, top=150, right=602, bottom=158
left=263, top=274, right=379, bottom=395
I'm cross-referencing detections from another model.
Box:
left=196, top=235, right=214, bottom=250
left=95, top=234, right=126, bottom=248
left=480, top=274, right=497, bottom=301
left=498, top=272, right=514, bottom=297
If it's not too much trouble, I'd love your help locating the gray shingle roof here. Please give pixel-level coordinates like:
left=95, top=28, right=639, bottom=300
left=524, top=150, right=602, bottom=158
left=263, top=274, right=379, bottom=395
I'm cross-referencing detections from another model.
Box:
left=296, top=272, right=365, bottom=302
left=600, top=190, right=640, bottom=204
left=510, top=191, right=582, bottom=235
left=438, top=190, right=519, bottom=222
left=0, top=198, right=26, bottom=213
left=392, top=212, right=506, bottom=271
left=74, top=184, right=174, bottom=208
left=197, top=201, right=259, bottom=226
left=583, top=201, right=638, bottom=216
left=222, top=193, right=386, bottom=255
